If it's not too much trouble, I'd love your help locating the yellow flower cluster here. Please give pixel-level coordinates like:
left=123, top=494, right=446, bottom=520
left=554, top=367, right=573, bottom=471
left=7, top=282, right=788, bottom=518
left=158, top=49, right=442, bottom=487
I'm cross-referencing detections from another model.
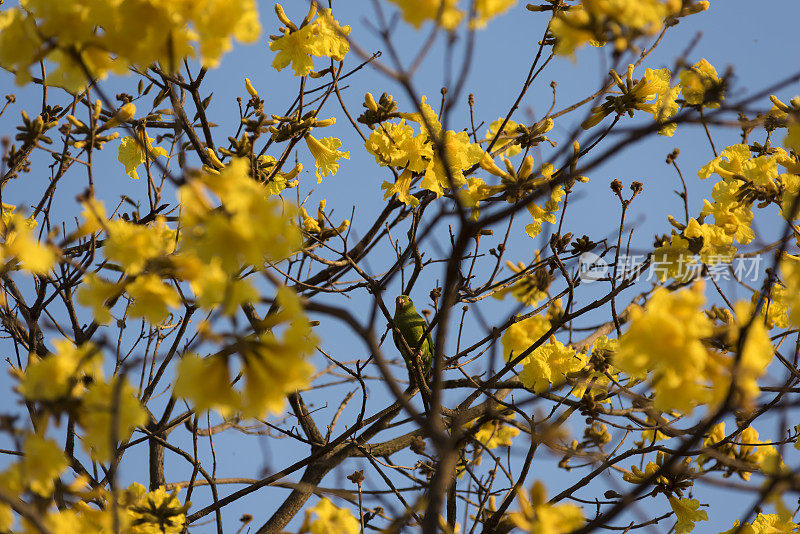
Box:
left=467, top=414, right=520, bottom=449
left=668, top=497, right=708, bottom=534
left=582, top=64, right=680, bottom=136
left=652, top=217, right=737, bottom=281
left=17, top=338, right=102, bottom=402
left=269, top=3, right=350, bottom=76
left=77, top=158, right=303, bottom=326
left=679, top=58, right=724, bottom=108
left=301, top=498, right=360, bottom=534
left=179, top=158, right=301, bottom=273
left=0, top=205, right=57, bottom=276
left=173, top=286, right=318, bottom=418
left=0, top=433, right=68, bottom=507
left=387, top=0, right=517, bottom=30
left=0, top=0, right=260, bottom=91
left=614, top=284, right=773, bottom=413
left=502, top=315, right=586, bottom=393
left=653, top=138, right=799, bottom=281
left=510, top=481, right=584, bottom=533
left=1, top=481, right=188, bottom=533
left=369, top=97, right=485, bottom=202
left=699, top=423, right=779, bottom=481
left=549, top=0, right=709, bottom=55
left=519, top=336, right=585, bottom=394
left=700, top=143, right=799, bottom=229
left=14, top=339, right=147, bottom=462
left=720, top=514, right=799, bottom=534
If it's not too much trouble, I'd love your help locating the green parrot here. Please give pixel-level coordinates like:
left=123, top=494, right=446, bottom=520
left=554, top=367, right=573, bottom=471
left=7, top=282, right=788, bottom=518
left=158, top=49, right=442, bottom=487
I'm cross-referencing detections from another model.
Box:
left=392, top=295, right=433, bottom=384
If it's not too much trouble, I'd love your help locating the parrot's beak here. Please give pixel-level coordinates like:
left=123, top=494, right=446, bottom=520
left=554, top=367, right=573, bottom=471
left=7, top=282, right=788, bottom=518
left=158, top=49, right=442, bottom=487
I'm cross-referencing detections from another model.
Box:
left=396, top=297, right=406, bottom=309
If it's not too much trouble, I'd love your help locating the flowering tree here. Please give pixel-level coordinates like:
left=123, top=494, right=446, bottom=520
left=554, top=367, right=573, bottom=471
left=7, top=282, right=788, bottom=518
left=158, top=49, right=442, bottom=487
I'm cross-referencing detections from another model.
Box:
left=1, top=1, right=800, bottom=533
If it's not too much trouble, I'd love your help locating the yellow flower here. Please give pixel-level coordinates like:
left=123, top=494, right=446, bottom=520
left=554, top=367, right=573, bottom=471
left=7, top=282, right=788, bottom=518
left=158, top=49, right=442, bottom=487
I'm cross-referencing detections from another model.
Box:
left=668, top=497, right=707, bottom=534
left=187, top=286, right=317, bottom=419
left=471, top=0, right=517, bottom=29
left=270, top=24, right=317, bottom=76
left=1, top=211, right=56, bottom=274
left=518, top=336, right=586, bottom=394
left=307, top=498, right=360, bottom=534
left=549, top=0, right=701, bottom=55
left=0, top=8, right=43, bottom=86
left=785, top=123, right=800, bottom=154
left=269, top=6, right=350, bottom=76
left=2, top=0, right=260, bottom=91
left=173, top=354, right=240, bottom=416
left=400, top=95, right=443, bottom=136
left=125, top=274, right=181, bottom=324
left=77, top=274, right=123, bottom=325
left=510, top=481, right=584, bottom=533
left=104, top=217, right=175, bottom=275
left=485, top=118, right=521, bottom=157
left=79, top=376, right=147, bottom=462
left=17, top=339, right=102, bottom=402
left=614, top=283, right=714, bottom=413
left=698, top=144, right=751, bottom=180
left=651, top=234, right=696, bottom=282
left=190, top=0, right=261, bottom=67
left=305, top=134, right=350, bottom=182
left=502, top=315, right=551, bottom=363
left=190, top=259, right=258, bottom=315
left=525, top=186, right=565, bottom=238
left=679, top=58, right=724, bottom=108
left=0, top=503, right=11, bottom=531
left=719, top=514, right=799, bottom=534
left=683, top=218, right=737, bottom=264
left=457, top=177, right=503, bottom=220
left=750, top=284, right=790, bottom=329
left=381, top=168, right=421, bottom=207
left=118, top=130, right=169, bottom=180
left=469, top=414, right=520, bottom=449
left=310, top=8, right=351, bottom=61
left=725, top=301, right=773, bottom=408
left=582, top=65, right=679, bottom=136
left=421, top=130, right=485, bottom=197
left=366, top=120, right=432, bottom=172
left=700, top=179, right=755, bottom=244
left=127, top=484, right=189, bottom=534
left=178, top=158, right=301, bottom=274
left=387, top=0, right=464, bottom=30
left=22, top=433, right=69, bottom=497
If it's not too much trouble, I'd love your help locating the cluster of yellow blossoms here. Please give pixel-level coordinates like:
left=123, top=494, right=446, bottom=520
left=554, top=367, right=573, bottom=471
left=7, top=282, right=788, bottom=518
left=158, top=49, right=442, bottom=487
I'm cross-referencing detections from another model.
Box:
left=614, top=283, right=773, bottom=413
left=547, top=0, right=709, bottom=54
left=72, top=158, right=318, bottom=418
left=366, top=93, right=565, bottom=242
left=0, top=465, right=189, bottom=534
left=0, top=205, right=57, bottom=278
left=510, top=481, right=585, bottom=533
left=502, top=312, right=616, bottom=397
left=299, top=498, right=360, bottom=534
left=0, top=0, right=260, bottom=91
left=655, top=139, right=800, bottom=280
left=387, top=0, right=518, bottom=30
left=268, top=3, right=351, bottom=77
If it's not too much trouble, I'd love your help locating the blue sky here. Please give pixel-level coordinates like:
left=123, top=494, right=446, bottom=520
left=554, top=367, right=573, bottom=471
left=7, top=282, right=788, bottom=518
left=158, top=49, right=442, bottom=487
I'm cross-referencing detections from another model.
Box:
left=1, top=0, right=800, bottom=532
